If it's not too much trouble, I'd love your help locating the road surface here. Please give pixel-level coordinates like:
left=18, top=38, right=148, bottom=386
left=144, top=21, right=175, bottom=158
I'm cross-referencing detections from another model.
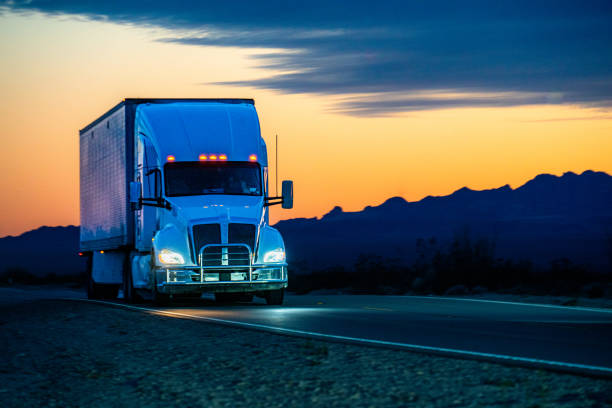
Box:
left=2, top=287, right=611, bottom=376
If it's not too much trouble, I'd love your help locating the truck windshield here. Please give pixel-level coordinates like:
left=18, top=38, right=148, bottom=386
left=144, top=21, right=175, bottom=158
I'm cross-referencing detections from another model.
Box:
left=165, top=162, right=262, bottom=197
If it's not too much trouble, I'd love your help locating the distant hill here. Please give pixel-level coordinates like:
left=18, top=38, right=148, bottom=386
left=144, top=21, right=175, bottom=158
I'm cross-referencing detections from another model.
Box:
left=0, top=226, right=84, bottom=277
left=1, top=171, right=611, bottom=278
left=276, top=170, right=612, bottom=272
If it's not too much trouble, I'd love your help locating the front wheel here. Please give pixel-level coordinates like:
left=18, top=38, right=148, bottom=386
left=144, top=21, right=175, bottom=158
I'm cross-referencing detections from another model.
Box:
left=152, top=273, right=170, bottom=305
left=264, top=289, right=284, bottom=305
left=151, top=252, right=170, bottom=306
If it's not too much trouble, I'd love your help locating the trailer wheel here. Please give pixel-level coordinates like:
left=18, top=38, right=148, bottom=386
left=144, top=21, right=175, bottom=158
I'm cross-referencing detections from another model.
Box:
left=123, top=255, right=141, bottom=303
left=264, top=289, right=284, bottom=305
left=86, top=254, right=102, bottom=299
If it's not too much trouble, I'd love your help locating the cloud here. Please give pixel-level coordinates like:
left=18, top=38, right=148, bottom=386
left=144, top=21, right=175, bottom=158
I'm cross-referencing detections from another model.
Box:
left=4, top=1, right=612, bottom=115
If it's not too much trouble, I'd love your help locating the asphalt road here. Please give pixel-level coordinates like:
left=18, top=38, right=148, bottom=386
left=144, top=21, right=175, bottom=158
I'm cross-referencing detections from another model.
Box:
left=155, top=294, right=612, bottom=375
left=2, top=287, right=611, bottom=376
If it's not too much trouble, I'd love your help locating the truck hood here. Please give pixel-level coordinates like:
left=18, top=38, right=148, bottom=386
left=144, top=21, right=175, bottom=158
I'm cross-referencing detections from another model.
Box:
left=166, top=195, right=264, bottom=225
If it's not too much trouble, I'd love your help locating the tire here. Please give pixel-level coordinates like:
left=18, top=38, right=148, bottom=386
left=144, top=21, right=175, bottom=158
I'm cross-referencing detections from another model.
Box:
left=86, top=252, right=120, bottom=299
left=103, top=285, right=120, bottom=299
left=152, top=276, right=170, bottom=305
left=151, top=252, right=170, bottom=306
left=265, top=289, right=284, bottom=305
left=123, top=254, right=140, bottom=304
left=88, top=272, right=118, bottom=299
left=86, top=254, right=102, bottom=299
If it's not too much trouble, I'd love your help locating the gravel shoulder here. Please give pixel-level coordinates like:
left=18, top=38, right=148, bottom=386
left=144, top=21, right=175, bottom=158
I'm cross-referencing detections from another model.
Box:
left=1, top=299, right=611, bottom=408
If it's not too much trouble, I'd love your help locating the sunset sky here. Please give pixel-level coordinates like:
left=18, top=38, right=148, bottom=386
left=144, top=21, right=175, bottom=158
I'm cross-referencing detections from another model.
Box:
left=1, top=1, right=611, bottom=237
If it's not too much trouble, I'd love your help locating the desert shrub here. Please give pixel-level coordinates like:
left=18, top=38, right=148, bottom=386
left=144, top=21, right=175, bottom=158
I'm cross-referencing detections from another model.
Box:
left=288, top=266, right=351, bottom=294
left=0, top=267, right=85, bottom=286
left=0, top=267, right=37, bottom=284
left=287, top=230, right=612, bottom=296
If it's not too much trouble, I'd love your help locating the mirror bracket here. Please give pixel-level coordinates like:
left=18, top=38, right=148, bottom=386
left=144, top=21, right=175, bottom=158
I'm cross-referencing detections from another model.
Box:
left=264, top=196, right=283, bottom=207
left=264, top=180, right=293, bottom=208
left=140, top=197, right=171, bottom=210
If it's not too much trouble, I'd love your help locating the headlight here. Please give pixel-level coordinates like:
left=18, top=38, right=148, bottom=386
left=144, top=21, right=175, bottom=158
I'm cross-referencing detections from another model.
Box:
left=263, top=248, right=285, bottom=263
left=158, top=249, right=185, bottom=265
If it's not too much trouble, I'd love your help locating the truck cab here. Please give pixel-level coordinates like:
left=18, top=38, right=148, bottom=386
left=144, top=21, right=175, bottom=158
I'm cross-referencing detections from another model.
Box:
left=80, top=99, right=292, bottom=305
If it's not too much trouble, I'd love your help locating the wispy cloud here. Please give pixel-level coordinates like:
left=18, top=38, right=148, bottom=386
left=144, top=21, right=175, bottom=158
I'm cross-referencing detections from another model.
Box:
left=4, top=1, right=612, bottom=115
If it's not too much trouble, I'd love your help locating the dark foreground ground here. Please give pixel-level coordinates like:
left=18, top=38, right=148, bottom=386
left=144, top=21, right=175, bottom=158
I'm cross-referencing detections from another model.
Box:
left=0, top=299, right=611, bottom=408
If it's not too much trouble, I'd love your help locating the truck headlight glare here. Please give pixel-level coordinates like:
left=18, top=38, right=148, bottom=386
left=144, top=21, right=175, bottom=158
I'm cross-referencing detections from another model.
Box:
left=158, top=249, right=185, bottom=265
left=263, top=248, right=285, bottom=263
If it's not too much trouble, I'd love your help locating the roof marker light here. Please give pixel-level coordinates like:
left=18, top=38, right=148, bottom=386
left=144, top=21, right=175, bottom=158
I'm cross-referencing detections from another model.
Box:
left=199, top=154, right=207, bottom=161
left=166, top=155, right=175, bottom=162
left=249, top=154, right=257, bottom=162
left=219, top=154, right=227, bottom=160
left=209, top=154, right=217, bottom=160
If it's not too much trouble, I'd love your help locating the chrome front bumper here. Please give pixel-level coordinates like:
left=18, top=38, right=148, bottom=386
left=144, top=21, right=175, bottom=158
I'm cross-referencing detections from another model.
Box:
left=156, top=244, right=288, bottom=295
left=156, top=266, right=288, bottom=294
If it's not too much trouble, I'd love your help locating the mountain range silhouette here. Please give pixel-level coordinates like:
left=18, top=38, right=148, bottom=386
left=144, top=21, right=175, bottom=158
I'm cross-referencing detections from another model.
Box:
left=276, top=170, right=612, bottom=273
left=1, top=170, right=611, bottom=277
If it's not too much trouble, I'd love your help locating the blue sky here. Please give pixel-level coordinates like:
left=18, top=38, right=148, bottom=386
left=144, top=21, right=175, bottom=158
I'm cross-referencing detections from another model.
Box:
left=4, top=0, right=611, bottom=115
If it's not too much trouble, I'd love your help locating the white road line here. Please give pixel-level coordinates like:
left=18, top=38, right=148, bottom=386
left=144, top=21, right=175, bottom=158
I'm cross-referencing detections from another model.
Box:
left=75, top=299, right=612, bottom=376
left=396, top=295, right=612, bottom=314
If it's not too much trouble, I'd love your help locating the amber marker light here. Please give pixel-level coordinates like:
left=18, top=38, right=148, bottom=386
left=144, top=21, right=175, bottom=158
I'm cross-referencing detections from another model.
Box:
left=219, top=154, right=227, bottom=160
left=209, top=154, right=217, bottom=160
left=199, top=154, right=207, bottom=161
left=249, top=154, right=257, bottom=162
left=166, top=155, right=175, bottom=162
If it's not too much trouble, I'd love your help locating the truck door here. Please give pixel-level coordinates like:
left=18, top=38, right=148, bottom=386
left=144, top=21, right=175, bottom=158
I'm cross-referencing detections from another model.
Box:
left=136, top=134, right=159, bottom=251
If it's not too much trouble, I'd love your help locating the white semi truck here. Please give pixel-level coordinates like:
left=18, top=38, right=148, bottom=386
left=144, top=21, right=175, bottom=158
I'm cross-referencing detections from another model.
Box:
left=79, top=99, right=293, bottom=305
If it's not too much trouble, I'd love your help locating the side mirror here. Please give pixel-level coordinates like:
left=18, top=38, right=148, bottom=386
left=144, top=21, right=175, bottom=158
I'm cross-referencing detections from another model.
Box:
left=281, top=180, right=293, bottom=209
left=129, top=181, right=142, bottom=211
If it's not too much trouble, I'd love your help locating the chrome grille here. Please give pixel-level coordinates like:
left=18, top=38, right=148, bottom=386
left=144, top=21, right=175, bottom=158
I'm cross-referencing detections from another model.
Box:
left=201, top=245, right=251, bottom=267
left=192, top=224, right=221, bottom=261
left=191, top=223, right=256, bottom=266
left=228, top=223, right=256, bottom=251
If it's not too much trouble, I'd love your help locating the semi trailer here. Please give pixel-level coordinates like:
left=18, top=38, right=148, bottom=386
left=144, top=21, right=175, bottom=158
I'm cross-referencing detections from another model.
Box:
left=79, top=99, right=293, bottom=305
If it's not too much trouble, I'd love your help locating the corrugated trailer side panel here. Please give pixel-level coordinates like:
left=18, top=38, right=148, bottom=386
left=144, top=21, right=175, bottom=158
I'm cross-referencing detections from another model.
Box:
left=80, top=104, right=132, bottom=251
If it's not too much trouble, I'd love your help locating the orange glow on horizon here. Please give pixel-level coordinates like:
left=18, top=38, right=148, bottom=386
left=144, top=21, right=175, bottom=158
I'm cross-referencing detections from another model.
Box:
left=166, top=155, right=175, bottom=162
left=199, top=154, right=207, bottom=161
left=0, top=11, right=611, bottom=237
left=219, top=154, right=227, bottom=160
